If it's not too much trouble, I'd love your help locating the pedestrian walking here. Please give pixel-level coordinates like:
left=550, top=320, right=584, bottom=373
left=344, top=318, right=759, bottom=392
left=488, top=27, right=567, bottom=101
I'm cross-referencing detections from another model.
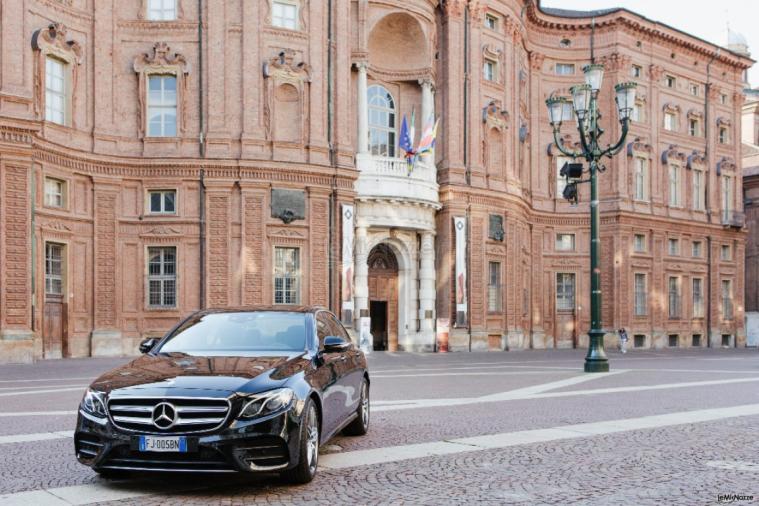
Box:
left=618, top=328, right=629, bottom=354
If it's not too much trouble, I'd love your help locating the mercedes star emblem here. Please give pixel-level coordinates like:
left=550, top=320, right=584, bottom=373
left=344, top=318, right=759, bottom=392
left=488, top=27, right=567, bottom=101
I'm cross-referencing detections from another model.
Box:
left=152, top=402, right=177, bottom=429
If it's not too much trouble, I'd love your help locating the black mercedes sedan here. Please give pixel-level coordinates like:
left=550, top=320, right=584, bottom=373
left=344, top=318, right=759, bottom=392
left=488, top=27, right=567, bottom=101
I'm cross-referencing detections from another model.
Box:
left=74, top=307, right=369, bottom=483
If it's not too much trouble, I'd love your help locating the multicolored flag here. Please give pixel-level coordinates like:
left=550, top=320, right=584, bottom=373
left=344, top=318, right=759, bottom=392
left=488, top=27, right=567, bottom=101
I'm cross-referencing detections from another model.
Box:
left=417, top=114, right=439, bottom=156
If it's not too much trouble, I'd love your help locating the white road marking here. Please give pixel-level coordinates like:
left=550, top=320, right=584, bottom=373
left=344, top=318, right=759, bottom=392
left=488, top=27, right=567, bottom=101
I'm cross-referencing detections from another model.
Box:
left=0, top=384, right=87, bottom=392
left=372, top=363, right=580, bottom=374
left=0, top=387, right=86, bottom=398
left=372, top=371, right=577, bottom=378
left=705, top=460, right=759, bottom=472
left=0, top=411, right=77, bottom=417
left=0, top=377, right=94, bottom=384
left=373, top=375, right=759, bottom=412
left=322, top=403, right=759, bottom=469
left=0, top=431, right=73, bottom=445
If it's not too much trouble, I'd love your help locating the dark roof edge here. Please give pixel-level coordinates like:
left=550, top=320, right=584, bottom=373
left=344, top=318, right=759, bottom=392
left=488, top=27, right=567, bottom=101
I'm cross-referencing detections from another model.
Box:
left=534, top=0, right=755, bottom=67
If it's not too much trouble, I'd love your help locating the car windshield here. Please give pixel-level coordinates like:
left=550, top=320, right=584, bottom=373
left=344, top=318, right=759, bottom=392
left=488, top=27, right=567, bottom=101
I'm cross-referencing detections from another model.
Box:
left=157, top=312, right=308, bottom=354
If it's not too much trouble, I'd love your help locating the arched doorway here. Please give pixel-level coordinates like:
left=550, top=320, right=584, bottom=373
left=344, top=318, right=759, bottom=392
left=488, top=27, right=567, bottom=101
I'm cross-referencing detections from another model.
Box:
left=367, top=243, right=399, bottom=351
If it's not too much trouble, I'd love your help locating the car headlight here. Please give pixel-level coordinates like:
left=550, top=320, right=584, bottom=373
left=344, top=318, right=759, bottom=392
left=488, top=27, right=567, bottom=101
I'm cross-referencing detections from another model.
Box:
left=80, top=388, right=107, bottom=418
left=239, top=388, right=294, bottom=419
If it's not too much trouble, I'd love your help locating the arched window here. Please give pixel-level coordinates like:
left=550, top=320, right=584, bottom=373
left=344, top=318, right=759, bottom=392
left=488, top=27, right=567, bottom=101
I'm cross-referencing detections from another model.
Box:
left=368, top=85, right=396, bottom=157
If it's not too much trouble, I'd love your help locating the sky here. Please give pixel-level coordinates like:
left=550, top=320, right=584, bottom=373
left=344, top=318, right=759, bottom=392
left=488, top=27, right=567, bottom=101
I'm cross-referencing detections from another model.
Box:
left=541, top=0, right=759, bottom=87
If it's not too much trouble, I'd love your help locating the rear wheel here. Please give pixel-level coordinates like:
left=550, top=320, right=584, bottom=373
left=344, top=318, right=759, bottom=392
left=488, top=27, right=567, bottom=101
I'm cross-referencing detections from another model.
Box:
left=281, top=398, right=319, bottom=484
left=343, top=378, right=369, bottom=436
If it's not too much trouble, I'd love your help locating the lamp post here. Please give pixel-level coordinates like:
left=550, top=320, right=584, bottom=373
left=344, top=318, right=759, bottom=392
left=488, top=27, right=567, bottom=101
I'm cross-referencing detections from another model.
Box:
left=546, top=64, right=637, bottom=373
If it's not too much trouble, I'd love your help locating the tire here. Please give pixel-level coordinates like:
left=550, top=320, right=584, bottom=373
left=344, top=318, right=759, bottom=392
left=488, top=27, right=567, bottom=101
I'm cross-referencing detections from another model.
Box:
left=281, top=398, right=319, bottom=484
left=343, top=378, right=369, bottom=436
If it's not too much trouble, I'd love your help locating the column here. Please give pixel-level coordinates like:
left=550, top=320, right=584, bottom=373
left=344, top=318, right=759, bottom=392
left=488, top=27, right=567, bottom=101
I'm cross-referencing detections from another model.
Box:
left=356, top=62, right=369, bottom=154
left=420, top=78, right=435, bottom=164
left=419, top=231, right=436, bottom=345
left=354, top=225, right=369, bottom=321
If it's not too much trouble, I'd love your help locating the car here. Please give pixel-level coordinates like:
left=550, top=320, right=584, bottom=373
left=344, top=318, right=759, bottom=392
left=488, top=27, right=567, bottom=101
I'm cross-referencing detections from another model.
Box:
left=74, top=306, right=370, bottom=483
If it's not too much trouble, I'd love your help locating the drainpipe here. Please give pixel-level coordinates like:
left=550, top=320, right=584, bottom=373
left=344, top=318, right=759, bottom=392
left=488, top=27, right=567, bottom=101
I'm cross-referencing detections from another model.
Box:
left=463, top=6, right=470, bottom=185
left=327, top=0, right=336, bottom=311
left=198, top=0, right=206, bottom=309
left=31, top=168, right=36, bottom=332
left=704, top=49, right=719, bottom=346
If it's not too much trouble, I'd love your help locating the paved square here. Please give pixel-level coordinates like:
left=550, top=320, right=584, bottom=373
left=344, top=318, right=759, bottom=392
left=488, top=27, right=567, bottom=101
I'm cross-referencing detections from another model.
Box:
left=1, top=349, right=758, bottom=505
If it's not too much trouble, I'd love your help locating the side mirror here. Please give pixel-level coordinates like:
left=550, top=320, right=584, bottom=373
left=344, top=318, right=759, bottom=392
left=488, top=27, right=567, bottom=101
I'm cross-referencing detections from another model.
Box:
left=139, top=337, right=159, bottom=354
left=323, top=336, right=351, bottom=353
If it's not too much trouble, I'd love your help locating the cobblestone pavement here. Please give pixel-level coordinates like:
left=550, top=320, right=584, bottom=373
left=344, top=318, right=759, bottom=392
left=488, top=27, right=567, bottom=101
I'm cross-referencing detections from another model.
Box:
left=1, top=348, right=758, bottom=505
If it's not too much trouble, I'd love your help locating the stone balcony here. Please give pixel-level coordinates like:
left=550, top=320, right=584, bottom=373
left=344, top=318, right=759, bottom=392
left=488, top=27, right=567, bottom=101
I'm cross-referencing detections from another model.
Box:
left=355, top=153, right=439, bottom=206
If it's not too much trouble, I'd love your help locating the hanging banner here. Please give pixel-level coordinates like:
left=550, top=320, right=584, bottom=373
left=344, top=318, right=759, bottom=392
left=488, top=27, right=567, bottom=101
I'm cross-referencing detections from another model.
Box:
left=454, top=216, right=467, bottom=327
left=341, top=204, right=355, bottom=325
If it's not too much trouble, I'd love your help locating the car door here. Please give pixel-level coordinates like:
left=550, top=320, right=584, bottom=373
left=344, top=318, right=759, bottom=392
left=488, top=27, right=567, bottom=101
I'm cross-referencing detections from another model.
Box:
left=315, top=312, right=341, bottom=436
left=324, top=312, right=363, bottom=423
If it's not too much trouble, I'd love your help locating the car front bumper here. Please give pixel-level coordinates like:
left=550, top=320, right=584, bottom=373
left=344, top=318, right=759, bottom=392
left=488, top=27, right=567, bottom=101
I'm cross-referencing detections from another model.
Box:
left=74, top=408, right=303, bottom=474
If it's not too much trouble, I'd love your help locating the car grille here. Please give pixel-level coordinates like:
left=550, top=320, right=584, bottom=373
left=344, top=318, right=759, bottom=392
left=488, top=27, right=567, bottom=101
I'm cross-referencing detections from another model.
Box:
left=100, top=444, right=236, bottom=473
left=75, top=434, right=104, bottom=459
left=107, top=397, right=232, bottom=434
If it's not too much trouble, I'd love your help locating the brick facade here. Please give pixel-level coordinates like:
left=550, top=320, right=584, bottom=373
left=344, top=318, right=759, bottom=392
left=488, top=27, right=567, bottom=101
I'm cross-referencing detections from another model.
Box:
left=0, top=0, right=751, bottom=361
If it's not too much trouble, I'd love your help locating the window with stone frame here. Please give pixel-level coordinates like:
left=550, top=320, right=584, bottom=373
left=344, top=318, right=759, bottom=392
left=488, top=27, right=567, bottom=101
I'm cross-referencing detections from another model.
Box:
left=722, top=279, right=734, bottom=319
left=719, top=126, right=729, bottom=144
left=665, top=75, right=676, bottom=88
left=692, top=168, right=705, bottom=211
left=272, top=0, right=299, bottom=30
left=630, top=99, right=645, bottom=122
left=555, top=63, right=575, bottom=75
left=688, top=118, right=700, bottom=136
left=485, top=14, right=498, bottom=30
left=631, top=65, right=642, bottom=78
left=44, top=177, right=66, bottom=208
left=675, top=238, right=685, bottom=256
left=556, top=155, right=572, bottom=198
left=483, top=59, right=497, bottom=82
left=634, top=273, right=647, bottom=316
left=45, top=242, right=64, bottom=296
left=692, top=278, right=704, bottom=318
left=274, top=247, right=300, bottom=305
left=45, top=56, right=67, bottom=125
left=721, top=174, right=733, bottom=222
left=148, top=189, right=177, bottom=214
left=633, top=157, right=648, bottom=201
left=668, top=276, right=681, bottom=319
left=487, top=261, right=502, bottom=313
left=689, top=82, right=699, bottom=96
left=147, top=246, right=177, bottom=308
left=692, top=240, right=702, bottom=257
left=367, top=85, right=396, bottom=157
left=556, top=273, right=575, bottom=311
left=664, top=111, right=677, bottom=131
left=721, top=244, right=732, bottom=261
left=668, top=164, right=681, bottom=207
left=147, top=0, right=177, bottom=20
left=555, top=233, right=575, bottom=251
left=633, top=234, right=646, bottom=253
left=147, top=75, right=177, bottom=137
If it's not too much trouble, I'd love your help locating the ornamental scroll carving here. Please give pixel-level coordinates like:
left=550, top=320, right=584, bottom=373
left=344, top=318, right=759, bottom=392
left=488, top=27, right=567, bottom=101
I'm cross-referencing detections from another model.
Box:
left=31, top=23, right=83, bottom=121
left=262, top=50, right=311, bottom=144
left=482, top=100, right=509, bottom=130
left=687, top=150, right=706, bottom=170
left=716, top=156, right=736, bottom=176
left=547, top=134, right=580, bottom=157
left=626, top=137, right=652, bottom=157
left=133, top=42, right=191, bottom=138
left=661, top=145, right=687, bottom=165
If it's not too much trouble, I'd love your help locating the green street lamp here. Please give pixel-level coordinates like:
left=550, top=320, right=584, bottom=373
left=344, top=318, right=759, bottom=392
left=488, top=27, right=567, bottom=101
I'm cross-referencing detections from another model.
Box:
left=546, top=64, right=637, bottom=373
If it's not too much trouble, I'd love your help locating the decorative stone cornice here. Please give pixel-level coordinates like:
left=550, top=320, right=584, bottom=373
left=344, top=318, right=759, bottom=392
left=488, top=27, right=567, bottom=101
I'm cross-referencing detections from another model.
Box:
left=686, top=150, right=706, bottom=170
left=662, top=103, right=681, bottom=114
left=263, top=50, right=311, bottom=83
left=661, top=144, right=687, bottom=165
left=716, top=156, right=736, bottom=175
left=626, top=137, right=652, bottom=157
left=716, top=116, right=732, bottom=127
left=686, top=109, right=704, bottom=119
left=482, top=100, right=508, bottom=131
left=31, top=23, right=83, bottom=64
left=547, top=134, right=580, bottom=156
left=529, top=51, right=545, bottom=70
left=133, top=42, right=190, bottom=74
left=598, top=52, right=632, bottom=72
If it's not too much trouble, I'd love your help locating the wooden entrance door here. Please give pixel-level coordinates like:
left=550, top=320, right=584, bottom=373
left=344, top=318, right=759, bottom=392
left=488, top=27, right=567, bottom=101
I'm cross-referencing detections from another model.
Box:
left=43, top=243, right=67, bottom=358
left=367, top=244, right=399, bottom=351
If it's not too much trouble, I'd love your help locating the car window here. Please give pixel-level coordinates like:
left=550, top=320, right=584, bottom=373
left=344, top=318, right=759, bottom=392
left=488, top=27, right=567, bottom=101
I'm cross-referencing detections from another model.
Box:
left=316, top=313, right=331, bottom=350
left=326, top=313, right=350, bottom=341
left=158, top=312, right=307, bottom=355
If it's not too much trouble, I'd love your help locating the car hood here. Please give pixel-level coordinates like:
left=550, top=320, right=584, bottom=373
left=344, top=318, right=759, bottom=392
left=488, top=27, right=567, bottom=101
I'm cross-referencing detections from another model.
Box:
left=90, top=352, right=311, bottom=396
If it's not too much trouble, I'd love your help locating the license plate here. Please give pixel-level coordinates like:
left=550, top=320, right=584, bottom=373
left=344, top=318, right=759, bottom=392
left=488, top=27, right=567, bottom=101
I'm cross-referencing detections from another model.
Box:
left=138, top=436, right=187, bottom=452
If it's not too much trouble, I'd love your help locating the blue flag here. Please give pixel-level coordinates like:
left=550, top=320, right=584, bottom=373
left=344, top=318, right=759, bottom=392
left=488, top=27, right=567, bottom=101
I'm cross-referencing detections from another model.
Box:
left=399, top=114, right=413, bottom=158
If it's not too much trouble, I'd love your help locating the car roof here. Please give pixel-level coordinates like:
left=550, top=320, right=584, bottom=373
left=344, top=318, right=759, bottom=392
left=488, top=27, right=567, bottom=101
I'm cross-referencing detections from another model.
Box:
left=193, top=306, right=329, bottom=316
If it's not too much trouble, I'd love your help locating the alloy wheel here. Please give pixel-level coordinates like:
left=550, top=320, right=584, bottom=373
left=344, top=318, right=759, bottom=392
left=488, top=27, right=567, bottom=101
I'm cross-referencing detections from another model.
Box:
left=306, top=405, right=319, bottom=472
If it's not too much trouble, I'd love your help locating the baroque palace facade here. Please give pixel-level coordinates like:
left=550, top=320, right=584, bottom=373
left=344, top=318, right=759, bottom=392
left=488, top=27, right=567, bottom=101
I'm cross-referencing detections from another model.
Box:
left=0, top=0, right=752, bottom=362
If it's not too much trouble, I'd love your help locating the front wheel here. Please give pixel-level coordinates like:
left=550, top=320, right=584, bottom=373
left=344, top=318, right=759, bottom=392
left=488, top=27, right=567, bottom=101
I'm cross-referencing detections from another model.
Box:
left=343, top=378, right=369, bottom=436
left=281, top=398, right=319, bottom=484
